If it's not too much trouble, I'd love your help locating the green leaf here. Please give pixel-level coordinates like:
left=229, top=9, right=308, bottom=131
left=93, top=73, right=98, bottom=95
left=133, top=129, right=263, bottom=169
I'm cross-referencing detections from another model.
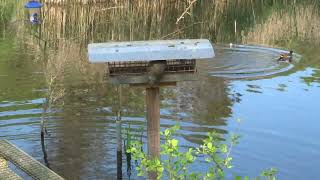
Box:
left=206, top=172, right=215, bottom=177
left=171, top=139, right=178, bottom=147
left=158, top=167, right=164, bottom=173
left=164, top=129, right=170, bottom=136
left=220, top=144, right=228, bottom=153
left=226, top=157, right=233, bottom=163
left=227, top=164, right=233, bottom=169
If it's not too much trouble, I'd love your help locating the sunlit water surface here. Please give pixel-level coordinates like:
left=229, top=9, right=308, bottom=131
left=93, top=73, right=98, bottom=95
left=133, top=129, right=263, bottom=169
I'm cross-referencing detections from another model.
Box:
left=1, top=38, right=319, bottom=179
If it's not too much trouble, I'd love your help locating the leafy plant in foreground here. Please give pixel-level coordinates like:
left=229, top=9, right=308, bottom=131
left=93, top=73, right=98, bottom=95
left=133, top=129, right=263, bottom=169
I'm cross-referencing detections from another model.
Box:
left=127, top=124, right=277, bottom=180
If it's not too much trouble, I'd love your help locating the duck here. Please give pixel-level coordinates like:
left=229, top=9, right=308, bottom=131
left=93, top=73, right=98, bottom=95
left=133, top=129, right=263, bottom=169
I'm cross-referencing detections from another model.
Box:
left=278, top=51, right=293, bottom=62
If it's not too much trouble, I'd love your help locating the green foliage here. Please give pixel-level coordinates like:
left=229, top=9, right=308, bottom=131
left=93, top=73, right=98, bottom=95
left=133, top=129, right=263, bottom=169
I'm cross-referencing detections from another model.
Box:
left=235, top=168, right=278, bottom=180
left=127, top=141, right=164, bottom=180
left=160, top=125, right=196, bottom=180
left=127, top=124, right=277, bottom=180
left=261, top=168, right=278, bottom=180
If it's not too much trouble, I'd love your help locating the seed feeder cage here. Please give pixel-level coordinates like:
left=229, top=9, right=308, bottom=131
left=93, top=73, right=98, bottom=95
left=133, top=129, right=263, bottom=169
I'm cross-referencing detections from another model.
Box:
left=88, top=39, right=214, bottom=179
left=25, top=0, right=43, bottom=24
left=88, top=39, right=214, bottom=86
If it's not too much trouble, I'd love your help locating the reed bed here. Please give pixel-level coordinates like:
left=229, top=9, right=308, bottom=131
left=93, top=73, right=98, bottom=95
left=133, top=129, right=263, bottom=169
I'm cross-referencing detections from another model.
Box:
left=36, top=0, right=306, bottom=46
left=243, top=5, right=320, bottom=46
left=36, top=0, right=247, bottom=47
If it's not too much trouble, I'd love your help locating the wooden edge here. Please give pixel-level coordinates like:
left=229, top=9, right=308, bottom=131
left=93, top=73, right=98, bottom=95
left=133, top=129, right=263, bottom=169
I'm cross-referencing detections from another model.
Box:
left=0, top=140, right=64, bottom=180
left=0, top=156, right=23, bottom=180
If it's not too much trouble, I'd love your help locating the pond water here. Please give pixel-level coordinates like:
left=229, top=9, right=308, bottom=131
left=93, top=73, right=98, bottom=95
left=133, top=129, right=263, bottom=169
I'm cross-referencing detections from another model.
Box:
left=0, top=0, right=320, bottom=179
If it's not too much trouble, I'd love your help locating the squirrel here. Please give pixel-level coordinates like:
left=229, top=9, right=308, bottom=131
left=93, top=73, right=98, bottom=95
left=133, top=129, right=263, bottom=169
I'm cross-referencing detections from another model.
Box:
left=147, top=60, right=167, bottom=86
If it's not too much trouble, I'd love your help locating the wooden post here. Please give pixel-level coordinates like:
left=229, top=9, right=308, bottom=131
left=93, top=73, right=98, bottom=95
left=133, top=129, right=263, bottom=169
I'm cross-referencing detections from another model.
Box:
left=116, top=86, right=122, bottom=180
left=146, top=87, right=160, bottom=179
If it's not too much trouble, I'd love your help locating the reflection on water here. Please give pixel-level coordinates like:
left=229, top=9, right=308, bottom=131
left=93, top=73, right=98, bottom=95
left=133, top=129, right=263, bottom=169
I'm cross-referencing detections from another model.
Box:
left=0, top=0, right=320, bottom=179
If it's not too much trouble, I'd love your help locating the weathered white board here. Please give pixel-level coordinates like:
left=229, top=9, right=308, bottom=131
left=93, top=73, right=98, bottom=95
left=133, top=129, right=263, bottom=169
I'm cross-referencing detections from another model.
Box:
left=88, top=39, right=215, bottom=63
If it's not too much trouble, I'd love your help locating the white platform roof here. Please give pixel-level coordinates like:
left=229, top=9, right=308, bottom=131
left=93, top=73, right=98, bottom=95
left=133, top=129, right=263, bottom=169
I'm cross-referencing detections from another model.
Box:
left=88, top=39, right=215, bottom=63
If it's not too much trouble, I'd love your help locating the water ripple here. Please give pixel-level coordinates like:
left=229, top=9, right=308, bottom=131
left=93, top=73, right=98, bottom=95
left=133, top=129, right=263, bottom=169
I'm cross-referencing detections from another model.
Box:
left=205, top=44, right=301, bottom=79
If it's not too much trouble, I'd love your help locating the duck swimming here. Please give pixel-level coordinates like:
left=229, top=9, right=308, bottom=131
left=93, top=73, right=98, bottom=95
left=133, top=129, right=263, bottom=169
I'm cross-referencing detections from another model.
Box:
left=278, top=51, right=293, bottom=62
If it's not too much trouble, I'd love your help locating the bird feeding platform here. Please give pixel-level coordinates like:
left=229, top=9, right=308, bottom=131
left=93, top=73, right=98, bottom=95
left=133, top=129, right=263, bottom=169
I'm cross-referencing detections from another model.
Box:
left=88, top=39, right=214, bottom=179
left=88, top=39, right=214, bottom=86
